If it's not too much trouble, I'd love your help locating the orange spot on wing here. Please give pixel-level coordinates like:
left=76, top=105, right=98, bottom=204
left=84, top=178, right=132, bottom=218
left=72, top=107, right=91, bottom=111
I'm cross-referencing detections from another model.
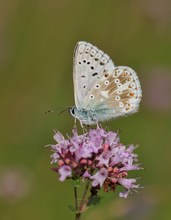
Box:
left=129, top=92, right=135, bottom=97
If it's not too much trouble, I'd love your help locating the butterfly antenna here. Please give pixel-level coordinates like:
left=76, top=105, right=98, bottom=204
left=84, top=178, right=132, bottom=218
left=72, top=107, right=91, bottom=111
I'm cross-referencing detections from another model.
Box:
left=45, top=109, right=55, bottom=114
left=58, top=107, right=69, bottom=115
left=45, top=107, right=69, bottom=115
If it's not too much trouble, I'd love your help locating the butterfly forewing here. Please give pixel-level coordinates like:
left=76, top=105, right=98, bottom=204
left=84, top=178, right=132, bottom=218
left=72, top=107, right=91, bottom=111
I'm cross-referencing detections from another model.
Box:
left=73, top=41, right=115, bottom=108
left=83, top=66, right=142, bottom=119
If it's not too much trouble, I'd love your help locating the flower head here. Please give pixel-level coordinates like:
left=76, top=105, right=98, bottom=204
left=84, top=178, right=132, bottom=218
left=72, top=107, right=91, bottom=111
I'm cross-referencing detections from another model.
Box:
left=48, top=127, right=142, bottom=198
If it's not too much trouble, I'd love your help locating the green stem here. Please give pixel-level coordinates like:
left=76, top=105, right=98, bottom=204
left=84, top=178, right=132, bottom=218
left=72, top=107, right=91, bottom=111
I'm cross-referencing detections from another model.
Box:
left=79, top=181, right=90, bottom=212
left=74, top=181, right=90, bottom=220
left=74, top=187, right=78, bottom=210
left=75, top=212, right=81, bottom=220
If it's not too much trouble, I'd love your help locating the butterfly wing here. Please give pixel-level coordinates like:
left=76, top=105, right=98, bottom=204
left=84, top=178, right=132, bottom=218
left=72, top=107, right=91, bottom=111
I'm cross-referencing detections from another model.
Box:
left=83, top=66, right=142, bottom=121
left=73, top=41, right=115, bottom=108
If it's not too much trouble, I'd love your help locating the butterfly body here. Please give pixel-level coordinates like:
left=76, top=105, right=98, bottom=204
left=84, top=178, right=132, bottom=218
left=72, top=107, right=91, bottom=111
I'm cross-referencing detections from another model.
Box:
left=70, top=41, right=142, bottom=125
left=70, top=106, right=115, bottom=125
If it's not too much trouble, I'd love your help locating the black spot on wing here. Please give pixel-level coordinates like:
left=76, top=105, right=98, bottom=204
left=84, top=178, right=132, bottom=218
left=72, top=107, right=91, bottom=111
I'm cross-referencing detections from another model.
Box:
left=92, top=72, right=98, bottom=76
left=100, top=62, right=105, bottom=65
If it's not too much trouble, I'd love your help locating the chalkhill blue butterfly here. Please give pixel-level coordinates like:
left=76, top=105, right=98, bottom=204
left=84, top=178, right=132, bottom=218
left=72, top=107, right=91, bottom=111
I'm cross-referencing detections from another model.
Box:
left=69, top=41, right=142, bottom=125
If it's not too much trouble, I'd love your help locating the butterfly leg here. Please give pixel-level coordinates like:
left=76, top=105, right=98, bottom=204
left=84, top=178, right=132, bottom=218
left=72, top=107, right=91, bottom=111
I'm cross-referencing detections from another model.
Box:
left=79, top=120, right=87, bottom=134
left=96, top=122, right=100, bottom=129
left=82, top=126, right=88, bottom=134
left=73, top=116, right=77, bottom=129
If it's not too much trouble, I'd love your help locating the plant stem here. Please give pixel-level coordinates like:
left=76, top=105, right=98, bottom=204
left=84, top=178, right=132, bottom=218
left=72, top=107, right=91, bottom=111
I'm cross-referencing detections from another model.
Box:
left=79, top=180, right=90, bottom=211
left=74, top=187, right=78, bottom=210
left=74, top=181, right=90, bottom=220
left=75, top=212, right=81, bottom=220
left=74, top=187, right=81, bottom=220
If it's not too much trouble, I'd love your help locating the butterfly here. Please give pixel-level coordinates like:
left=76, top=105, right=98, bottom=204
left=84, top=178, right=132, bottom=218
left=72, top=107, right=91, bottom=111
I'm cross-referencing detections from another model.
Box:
left=69, top=41, right=142, bottom=125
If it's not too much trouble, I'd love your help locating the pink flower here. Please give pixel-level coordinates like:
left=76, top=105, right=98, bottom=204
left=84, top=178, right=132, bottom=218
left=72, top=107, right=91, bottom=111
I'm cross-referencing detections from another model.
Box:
left=91, top=168, right=108, bottom=187
left=48, top=127, right=142, bottom=198
left=58, top=165, right=72, bottom=182
left=118, top=178, right=138, bottom=190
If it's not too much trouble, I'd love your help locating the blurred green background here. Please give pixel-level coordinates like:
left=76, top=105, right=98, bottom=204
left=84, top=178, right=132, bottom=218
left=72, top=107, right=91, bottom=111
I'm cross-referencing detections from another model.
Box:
left=0, top=0, right=171, bottom=219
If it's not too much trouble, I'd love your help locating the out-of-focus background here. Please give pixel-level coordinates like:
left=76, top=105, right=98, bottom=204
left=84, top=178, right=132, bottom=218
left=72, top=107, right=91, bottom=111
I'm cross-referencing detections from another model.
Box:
left=0, top=0, right=171, bottom=219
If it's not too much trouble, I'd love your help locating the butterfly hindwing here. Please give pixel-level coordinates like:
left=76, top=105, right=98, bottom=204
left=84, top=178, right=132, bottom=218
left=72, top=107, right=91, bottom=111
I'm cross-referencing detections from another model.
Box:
left=73, top=41, right=115, bottom=108
left=83, top=66, right=142, bottom=119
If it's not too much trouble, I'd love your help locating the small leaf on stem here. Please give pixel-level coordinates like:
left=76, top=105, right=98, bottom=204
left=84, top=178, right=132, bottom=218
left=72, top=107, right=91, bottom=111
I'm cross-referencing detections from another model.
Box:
left=72, top=178, right=82, bottom=187
left=68, top=205, right=78, bottom=213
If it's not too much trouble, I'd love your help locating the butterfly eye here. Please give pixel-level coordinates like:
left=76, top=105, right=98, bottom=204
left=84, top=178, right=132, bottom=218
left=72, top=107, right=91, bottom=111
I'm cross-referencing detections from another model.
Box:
left=104, top=80, right=110, bottom=85
left=89, top=95, right=94, bottom=99
left=70, top=107, right=75, bottom=115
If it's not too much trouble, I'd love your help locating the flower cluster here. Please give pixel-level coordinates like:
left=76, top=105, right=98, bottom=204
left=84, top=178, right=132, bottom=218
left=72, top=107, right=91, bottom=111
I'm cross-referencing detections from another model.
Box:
left=49, top=127, right=141, bottom=198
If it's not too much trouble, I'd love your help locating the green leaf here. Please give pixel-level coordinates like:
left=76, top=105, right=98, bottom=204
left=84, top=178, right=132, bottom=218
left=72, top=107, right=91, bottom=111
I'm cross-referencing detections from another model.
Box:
left=68, top=205, right=77, bottom=213
left=71, top=178, right=82, bottom=187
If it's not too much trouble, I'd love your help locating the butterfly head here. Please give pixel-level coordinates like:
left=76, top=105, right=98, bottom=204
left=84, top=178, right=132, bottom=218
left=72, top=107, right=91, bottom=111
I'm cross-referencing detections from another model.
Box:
left=69, top=106, right=87, bottom=121
left=69, top=106, right=97, bottom=125
left=69, top=106, right=77, bottom=118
